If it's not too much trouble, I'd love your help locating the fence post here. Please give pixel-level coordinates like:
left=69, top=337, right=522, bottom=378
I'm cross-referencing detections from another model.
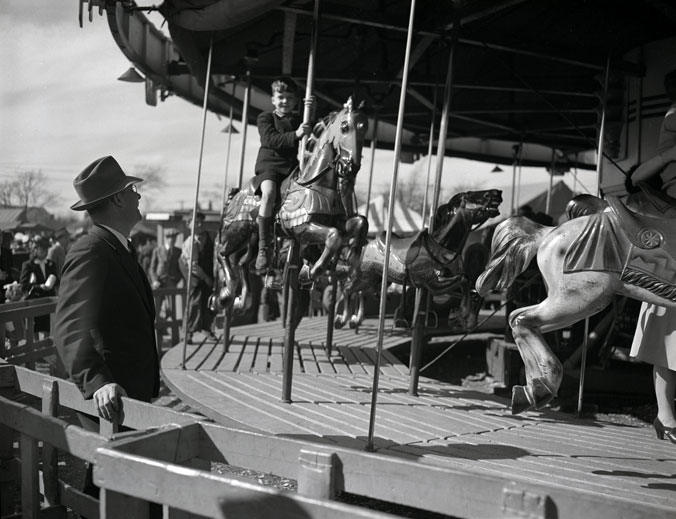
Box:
left=20, top=432, right=39, bottom=519
left=100, top=488, right=150, bottom=519
left=25, top=316, right=35, bottom=370
left=297, top=448, right=340, bottom=500
left=0, top=364, right=15, bottom=516
left=42, top=380, right=60, bottom=507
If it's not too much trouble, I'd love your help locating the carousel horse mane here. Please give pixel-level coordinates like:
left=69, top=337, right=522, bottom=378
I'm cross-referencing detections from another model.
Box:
left=433, top=192, right=467, bottom=229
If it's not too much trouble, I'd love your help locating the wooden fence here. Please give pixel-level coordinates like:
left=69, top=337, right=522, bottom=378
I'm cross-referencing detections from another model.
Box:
left=0, top=297, right=59, bottom=372
left=0, top=289, right=184, bottom=371
left=152, top=287, right=185, bottom=348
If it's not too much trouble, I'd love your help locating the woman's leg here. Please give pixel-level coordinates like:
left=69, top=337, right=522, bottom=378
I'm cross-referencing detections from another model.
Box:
left=654, top=364, right=676, bottom=428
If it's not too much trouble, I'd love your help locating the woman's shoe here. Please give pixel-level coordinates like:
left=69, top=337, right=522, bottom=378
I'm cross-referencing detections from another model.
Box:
left=653, top=418, right=676, bottom=443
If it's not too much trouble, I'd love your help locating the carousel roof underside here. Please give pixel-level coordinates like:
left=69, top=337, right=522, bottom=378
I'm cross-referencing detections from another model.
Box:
left=103, top=0, right=676, bottom=170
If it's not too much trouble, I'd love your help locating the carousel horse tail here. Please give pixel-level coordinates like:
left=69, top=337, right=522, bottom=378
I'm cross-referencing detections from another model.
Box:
left=476, top=216, right=552, bottom=296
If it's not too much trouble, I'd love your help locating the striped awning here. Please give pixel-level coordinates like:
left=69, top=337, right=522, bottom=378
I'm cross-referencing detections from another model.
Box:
left=358, top=195, right=423, bottom=237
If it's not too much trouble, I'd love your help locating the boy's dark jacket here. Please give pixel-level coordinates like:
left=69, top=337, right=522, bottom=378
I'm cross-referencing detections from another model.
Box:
left=254, top=111, right=301, bottom=176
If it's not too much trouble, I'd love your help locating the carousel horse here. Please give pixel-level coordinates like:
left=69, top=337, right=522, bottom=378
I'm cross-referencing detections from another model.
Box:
left=213, top=98, right=369, bottom=326
left=336, top=189, right=502, bottom=330
left=476, top=181, right=676, bottom=414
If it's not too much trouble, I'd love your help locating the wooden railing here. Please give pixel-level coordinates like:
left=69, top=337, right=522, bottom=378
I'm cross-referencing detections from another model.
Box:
left=1, top=362, right=418, bottom=518
left=0, top=297, right=59, bottom=371
left=151, top=287, right=185, bottom=349
left=0, top=290, right=185, bottom=369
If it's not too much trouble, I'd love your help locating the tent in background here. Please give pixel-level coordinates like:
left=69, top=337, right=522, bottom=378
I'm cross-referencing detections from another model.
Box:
left=358, top=194, right=424, bottom=237
left=484, top=180, right=578, bottom=227
left=522, top=181, right=575, bottom=224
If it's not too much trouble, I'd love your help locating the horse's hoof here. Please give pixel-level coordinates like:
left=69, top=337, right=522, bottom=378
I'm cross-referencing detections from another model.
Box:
left=531, top=378, right=556, bottom=410
left=334, top=318, right=345, bottom=329
left=511, top=385, right=533, bottom=415
left=299, top=264, right=313, bottom=285
left=349, top=318, right=359, bottom=329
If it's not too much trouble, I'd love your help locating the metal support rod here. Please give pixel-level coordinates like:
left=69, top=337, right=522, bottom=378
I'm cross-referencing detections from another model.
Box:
left=364, top=107, right=380, bottom=221
left=596, top=53, right=611, bottom=196
left=408, top=288, right=427, bottom=396
left=299, top=0, right=320, bottom=170
left=546, top=149, right=555, bottom=215
left=182, top=35, right=214, bottom=369
left=421, top=85, right=438, bottom=223
left=410, top=86, right=438, bottom=393
left=366, top=0, right=417, bottom=452
left=220, top=82, right=237, bottom=210
left=326, top=273, right=338, bottom=357
left=218, top=83, right=238, bottom=350
left=236, top=67, right=252, bottom=189
left=428, top=31, right=458, bottom=231
left=282, top=241, right=300, bottom=402
left=577, top=317, right=590, bottom=416
left=574, top=52, right=611, bottom=406
left=515, top=143, right=523, bottom=212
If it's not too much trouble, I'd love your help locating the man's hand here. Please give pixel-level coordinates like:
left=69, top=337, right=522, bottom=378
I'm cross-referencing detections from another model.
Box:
left=92, top=383, right=127, bottom=422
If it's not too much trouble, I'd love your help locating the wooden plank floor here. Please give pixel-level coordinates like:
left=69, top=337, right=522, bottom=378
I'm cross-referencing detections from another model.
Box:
left=161, top=315, right=676, bottom=517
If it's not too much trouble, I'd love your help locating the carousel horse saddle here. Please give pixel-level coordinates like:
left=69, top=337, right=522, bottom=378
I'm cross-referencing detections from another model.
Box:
left=626, top=182, right=676, bottom=218
left=608, top=194, right=676, bottom=257
left=376, top=231, right=423, bottom=265
left=375, top=229, right=457, bottom=267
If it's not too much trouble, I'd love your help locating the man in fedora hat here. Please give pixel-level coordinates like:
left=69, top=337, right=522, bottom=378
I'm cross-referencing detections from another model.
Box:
left=150, top=227, right=182, bottom=323
left=53, top=156, right=160, bottom=504
left=150, top=227, right=182, bottom=290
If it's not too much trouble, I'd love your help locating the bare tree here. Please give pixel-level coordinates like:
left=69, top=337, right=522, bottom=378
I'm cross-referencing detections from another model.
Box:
left=4, top=170, right=53, bottom=211
left=0, top=180, right=15, bottom=206
left=15, top=169, right=50, bottom=210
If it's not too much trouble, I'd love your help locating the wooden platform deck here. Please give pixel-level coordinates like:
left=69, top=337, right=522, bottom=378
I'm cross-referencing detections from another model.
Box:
left=161, top=316, right=676, bottom=518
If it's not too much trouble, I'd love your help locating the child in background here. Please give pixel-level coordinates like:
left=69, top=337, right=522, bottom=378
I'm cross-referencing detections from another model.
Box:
left=252, top=77, right=312, bottom=273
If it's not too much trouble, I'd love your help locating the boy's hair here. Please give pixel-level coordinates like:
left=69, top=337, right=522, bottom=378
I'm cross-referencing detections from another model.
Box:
left=271, top=77, right=298, bottom=95
left=664, top=69, right=676, bottom=101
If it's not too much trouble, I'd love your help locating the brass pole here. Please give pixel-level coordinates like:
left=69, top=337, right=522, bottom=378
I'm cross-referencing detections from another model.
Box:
left=366, top=0, right=417, bottom=452
left=182, top=35, right=214, bottom=369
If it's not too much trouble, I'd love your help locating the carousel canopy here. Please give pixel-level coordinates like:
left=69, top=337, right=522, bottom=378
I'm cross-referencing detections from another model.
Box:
left=104, top=0, right=676, bottom=170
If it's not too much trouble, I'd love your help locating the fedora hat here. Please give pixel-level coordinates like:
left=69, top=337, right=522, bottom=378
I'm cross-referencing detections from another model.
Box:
left=71, top=156, right=142, bottom=211
left=163, top=228, right=179, bottom=238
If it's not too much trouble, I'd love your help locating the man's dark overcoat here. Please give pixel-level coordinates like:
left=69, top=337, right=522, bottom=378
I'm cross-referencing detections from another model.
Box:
left=149, top=244, right=182, bottom=287
left=54, top=225, right=159, bottom=401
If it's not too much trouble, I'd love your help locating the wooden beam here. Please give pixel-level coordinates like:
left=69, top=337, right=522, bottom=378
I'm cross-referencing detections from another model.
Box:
left=108, top=423, right=201, bottom=464
left=0, top=395, right=106, bottom=462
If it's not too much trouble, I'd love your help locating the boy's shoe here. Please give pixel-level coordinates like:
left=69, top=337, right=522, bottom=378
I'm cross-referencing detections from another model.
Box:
left=255, top=247, right=272, bottom=272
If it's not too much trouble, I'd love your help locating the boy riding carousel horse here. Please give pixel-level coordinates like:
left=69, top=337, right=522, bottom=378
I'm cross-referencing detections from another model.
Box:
left=252, top=77, right=312, bottom=274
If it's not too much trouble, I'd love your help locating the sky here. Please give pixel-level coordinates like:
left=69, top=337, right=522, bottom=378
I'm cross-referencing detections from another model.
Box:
left=0, top=0, right=598, bottom=220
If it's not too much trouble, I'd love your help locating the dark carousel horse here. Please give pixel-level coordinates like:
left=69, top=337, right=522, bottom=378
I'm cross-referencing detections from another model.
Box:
left=212, top=98, right=369, bottom=329
left=476, top=181, right=676, bottom=414
left=336, top=189, right=502, bottom=330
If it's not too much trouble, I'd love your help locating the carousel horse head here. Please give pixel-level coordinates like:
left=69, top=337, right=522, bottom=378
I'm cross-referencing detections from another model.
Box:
left=304, top=97, right=368, bottom=181
left=433, top=189, right=503, bottom=231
